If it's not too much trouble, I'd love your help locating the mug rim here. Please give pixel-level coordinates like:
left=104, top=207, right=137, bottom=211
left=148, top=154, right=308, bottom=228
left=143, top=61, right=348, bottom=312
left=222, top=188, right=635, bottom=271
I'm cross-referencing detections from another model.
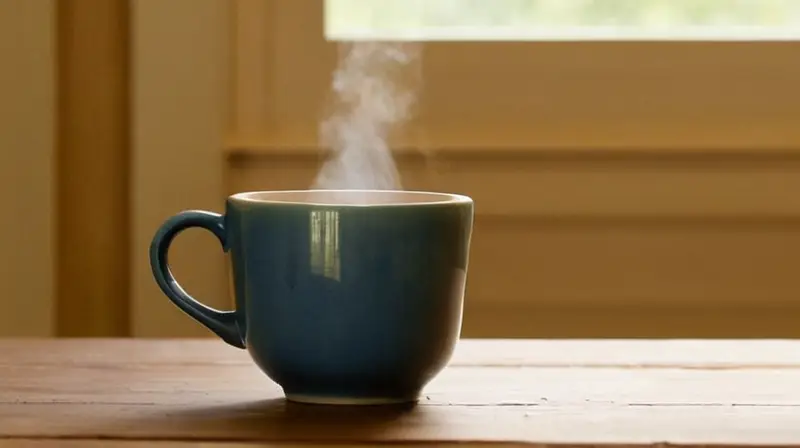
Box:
left=228, top=189, right=472, bottom=207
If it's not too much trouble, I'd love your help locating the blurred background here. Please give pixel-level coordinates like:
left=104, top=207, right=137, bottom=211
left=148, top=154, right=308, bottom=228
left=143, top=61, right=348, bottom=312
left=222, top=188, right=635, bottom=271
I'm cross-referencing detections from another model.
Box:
left=3, top=0, right=800, bottom=340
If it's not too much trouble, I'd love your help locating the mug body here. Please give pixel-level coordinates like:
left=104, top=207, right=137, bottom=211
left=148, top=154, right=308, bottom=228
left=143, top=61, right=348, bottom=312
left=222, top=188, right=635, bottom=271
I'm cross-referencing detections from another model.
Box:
left=225, top=190, right=473, bottom=404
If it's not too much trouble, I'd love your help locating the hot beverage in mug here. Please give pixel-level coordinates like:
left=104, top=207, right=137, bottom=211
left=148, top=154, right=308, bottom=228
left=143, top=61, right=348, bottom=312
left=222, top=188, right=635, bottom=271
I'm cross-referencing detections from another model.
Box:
left=149, top=189, right=474, bottom=405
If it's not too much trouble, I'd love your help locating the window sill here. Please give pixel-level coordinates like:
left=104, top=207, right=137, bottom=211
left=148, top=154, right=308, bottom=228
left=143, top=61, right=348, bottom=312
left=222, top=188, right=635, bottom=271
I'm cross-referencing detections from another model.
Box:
left=225, top=141, right=800, bottom=158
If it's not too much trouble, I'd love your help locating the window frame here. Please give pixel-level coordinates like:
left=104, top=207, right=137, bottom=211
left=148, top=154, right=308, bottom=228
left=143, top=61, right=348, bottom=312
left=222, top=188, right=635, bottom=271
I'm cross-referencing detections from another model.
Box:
left=229, top=0, right=800, bottom=153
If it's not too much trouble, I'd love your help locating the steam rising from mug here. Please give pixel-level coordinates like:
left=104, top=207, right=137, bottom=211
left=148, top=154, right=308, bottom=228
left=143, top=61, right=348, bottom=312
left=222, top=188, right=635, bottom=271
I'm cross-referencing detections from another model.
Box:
left=312, top=42, right=421, bottom=192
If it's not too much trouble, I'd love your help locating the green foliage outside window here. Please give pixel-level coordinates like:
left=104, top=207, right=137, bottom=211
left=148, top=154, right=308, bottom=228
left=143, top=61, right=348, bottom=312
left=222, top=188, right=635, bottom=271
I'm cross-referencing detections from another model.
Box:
left=326, top=0, right=800, bottom=39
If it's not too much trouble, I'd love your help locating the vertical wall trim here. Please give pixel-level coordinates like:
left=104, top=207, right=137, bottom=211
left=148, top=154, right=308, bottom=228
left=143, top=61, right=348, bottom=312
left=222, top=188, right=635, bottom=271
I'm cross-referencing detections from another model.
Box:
left=56, top=0, right=131, bottom=336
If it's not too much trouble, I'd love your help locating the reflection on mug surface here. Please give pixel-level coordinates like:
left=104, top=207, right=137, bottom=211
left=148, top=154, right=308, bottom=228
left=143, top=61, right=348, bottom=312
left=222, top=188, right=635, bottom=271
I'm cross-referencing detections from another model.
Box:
left=310, top=210, right=341, bottom=281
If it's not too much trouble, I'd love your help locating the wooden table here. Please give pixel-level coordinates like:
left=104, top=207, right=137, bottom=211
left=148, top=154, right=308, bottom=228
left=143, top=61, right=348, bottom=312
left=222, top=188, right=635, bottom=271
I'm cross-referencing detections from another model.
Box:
left=1, top=339, right=799, bottom=447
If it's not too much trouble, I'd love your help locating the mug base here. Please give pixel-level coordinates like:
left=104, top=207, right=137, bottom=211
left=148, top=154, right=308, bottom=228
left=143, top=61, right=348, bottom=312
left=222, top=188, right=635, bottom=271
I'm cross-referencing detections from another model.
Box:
left=285, top=393, right=418, bottom=406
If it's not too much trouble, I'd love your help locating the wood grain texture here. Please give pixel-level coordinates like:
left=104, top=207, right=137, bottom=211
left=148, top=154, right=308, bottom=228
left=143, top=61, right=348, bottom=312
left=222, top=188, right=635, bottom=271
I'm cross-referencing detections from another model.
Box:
left=0, top=442, right=514, bottom=448
left=0, top=339, right=798, bottom=447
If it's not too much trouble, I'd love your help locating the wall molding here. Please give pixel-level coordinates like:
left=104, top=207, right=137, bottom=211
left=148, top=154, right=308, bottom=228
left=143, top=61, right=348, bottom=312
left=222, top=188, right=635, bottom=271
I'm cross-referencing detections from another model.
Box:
left=56, top=0, right=130, bottom=337
left=225, top=144, right=800, bottom=158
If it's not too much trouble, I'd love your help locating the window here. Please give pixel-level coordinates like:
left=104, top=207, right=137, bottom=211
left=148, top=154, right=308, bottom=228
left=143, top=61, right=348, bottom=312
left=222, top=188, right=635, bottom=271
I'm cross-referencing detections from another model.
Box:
left=326, top=0, right=800, bottom=40
left=231, top=1, right=800, bottom=150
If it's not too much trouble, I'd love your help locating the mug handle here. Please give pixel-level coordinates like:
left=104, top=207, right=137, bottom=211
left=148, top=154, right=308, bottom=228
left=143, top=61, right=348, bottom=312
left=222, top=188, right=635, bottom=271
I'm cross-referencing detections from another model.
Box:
left=149, top=210, right=245, bottom=349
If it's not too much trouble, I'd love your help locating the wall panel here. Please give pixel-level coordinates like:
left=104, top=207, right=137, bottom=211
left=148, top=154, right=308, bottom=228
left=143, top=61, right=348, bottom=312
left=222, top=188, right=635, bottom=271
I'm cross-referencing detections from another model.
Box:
left=131, top=0, right=231, bottom=338
left=128, top=0, right=800, bottom=338
left=226, top=150, right=800, bottom=338
left=0, top=0, right=56, bottom=336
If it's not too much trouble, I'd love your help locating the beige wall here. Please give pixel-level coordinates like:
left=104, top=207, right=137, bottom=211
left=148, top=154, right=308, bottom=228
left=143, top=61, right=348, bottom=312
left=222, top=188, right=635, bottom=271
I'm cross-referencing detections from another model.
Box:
left=224, top=1, right=800, bottom=338
left=0, top=1, right=55, bottom=336
left=3, top=0, right=800, bottom=338
left=228, top=150, right=800, bottom=338
left=131, top=0, right=230, bottom=338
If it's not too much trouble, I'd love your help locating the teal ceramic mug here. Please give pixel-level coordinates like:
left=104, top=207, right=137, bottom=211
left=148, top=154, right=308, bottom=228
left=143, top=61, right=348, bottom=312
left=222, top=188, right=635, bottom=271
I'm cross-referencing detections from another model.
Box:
left=150, top=189, right=474, bottom=405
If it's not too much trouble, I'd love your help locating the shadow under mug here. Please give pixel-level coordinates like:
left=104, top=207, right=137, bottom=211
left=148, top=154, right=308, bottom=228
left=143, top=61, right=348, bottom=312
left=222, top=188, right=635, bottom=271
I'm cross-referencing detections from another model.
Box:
left=149, top=189, right=474, bottom=405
